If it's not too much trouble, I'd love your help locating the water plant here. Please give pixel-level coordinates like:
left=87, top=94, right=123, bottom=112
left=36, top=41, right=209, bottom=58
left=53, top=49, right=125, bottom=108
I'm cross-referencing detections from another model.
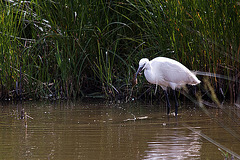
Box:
left=0, top=0, right=239, bottom=103
left=119, top=0, right=240, bottom=102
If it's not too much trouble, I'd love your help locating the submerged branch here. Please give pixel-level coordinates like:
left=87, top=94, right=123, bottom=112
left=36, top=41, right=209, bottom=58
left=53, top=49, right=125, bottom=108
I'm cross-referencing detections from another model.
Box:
left=183, top=123, right=240, bottom=159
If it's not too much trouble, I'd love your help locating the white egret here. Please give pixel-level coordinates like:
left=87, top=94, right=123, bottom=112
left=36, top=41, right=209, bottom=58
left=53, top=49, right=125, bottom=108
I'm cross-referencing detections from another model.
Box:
left=134, top=57, right=201, bottom=115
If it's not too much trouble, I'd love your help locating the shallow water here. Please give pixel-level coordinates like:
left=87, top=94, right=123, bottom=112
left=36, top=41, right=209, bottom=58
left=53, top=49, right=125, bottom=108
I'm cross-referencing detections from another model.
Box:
left=0, top=100, right=240, bottom=160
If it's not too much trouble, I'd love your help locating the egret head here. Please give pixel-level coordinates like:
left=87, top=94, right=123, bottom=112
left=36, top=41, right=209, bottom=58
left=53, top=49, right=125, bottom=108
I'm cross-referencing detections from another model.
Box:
left=133, top=58, right=149, bottom=82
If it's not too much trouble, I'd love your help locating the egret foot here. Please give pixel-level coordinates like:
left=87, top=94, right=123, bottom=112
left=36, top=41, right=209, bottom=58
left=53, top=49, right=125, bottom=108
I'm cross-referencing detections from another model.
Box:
left=164, top=90, right=171, bottom=115
left=173, top=90, right=179, bottom=116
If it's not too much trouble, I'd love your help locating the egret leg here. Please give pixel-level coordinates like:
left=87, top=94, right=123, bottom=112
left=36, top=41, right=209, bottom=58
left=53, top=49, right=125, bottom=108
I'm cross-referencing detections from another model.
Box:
left=173, top=90, right=179, bottom=116
left=164, top=90, right=171, bottom=115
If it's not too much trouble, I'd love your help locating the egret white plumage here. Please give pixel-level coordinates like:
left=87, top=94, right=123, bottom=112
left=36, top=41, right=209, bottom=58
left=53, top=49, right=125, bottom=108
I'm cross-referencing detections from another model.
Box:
left=134, top=57, right=201, bottom=115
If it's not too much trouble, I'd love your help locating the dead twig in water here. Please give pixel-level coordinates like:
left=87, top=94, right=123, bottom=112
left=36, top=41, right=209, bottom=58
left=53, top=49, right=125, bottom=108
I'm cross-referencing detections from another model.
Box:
left=183, top=123, right=240, bottom=159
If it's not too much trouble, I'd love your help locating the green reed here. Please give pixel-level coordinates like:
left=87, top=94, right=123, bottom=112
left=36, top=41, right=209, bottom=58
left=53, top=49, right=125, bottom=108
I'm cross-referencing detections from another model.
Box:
left=120, top=0, right=240, bottom=102
left=0, top=0, right=239, bottom=101
left=0, top=1, right=22, bottom=98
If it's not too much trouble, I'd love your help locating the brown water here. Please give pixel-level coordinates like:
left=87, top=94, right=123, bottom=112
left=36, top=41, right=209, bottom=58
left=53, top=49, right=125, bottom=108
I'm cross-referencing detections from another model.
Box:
left=0, top=100, right=240, bottom=160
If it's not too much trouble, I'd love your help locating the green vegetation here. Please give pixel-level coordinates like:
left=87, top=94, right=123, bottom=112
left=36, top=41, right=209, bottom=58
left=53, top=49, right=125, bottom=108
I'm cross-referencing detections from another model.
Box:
left=0, top=0, right=239, bottom=102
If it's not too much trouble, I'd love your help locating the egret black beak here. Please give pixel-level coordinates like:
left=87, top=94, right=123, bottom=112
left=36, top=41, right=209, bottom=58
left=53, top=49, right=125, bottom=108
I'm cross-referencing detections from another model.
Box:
left=135, top=66, right=144, bottom=79
left=132, top=66, right=144, bottom=86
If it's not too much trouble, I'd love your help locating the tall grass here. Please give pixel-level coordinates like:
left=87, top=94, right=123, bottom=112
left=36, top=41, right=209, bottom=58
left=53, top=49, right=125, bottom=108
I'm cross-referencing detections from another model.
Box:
left=118, top=0, right=240, bottom=102
left=0, top=0, right=239, bottom=102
